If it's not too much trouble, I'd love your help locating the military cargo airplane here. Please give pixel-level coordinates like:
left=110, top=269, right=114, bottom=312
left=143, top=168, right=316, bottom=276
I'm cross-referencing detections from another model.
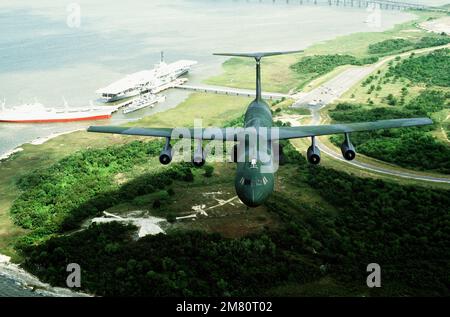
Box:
left=88, top=51, right=432, bottom=207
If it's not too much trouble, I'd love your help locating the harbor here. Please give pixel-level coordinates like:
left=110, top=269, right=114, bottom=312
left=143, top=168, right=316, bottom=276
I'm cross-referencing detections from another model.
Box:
left=0, top=54, right=292, bottom=127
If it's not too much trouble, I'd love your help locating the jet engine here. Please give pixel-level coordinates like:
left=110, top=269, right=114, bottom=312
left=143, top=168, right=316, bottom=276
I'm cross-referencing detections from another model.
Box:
left=341, top=133, right=356, bottom=161
left=159, top=138, right=173, bottom=165
left=193, top=140, right=205, bottom=167
left=307, top=136, right=321, bottom=165
left=307, top=145, right=321, bottom=165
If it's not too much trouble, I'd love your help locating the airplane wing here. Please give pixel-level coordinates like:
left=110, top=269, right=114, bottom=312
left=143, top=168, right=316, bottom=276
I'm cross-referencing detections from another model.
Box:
left=274, top=118, right=433, bottom=140
left=88, top=118, right=432, bottom=141
left=87, top=126, right=237, bottom=141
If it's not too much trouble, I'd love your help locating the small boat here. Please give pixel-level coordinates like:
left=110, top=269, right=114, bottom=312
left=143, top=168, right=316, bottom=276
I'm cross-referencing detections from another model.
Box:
left=123, top=94, right=166, bottom=114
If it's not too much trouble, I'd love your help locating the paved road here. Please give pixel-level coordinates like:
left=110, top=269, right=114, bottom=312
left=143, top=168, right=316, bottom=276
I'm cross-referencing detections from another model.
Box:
left=289, top=45, right=450, bottom=184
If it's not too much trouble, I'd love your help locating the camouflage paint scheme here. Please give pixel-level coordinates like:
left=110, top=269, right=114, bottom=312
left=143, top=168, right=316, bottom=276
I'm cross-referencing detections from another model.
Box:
left=88, top=51, right=432, bottom=207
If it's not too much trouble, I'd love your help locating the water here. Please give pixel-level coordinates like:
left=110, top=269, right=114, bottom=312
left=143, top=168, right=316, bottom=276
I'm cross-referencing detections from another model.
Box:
left=0, top=0, right=444, bottom=296
left=0, top=275, right=42, bottom=297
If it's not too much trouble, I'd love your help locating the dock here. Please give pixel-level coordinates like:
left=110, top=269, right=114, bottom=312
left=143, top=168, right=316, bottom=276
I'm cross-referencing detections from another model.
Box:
left=150, top=78, right=188, bottom=94
left=173, top=83, right=290, bottom=100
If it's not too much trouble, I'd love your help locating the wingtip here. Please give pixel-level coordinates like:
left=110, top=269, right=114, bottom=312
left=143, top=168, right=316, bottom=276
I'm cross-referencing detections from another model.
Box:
left=421, top=117, right=434, bottom=125
left=87, top=126, right=100, bottom=132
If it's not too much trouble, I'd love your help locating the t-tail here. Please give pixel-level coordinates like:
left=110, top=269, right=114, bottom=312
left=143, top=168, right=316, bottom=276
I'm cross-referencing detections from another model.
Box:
left=213, top=50, right=303, bottom=100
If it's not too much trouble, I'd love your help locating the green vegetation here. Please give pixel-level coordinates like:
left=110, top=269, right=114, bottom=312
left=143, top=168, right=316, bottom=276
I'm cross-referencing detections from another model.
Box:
left=204, top=165, right=214, bottom=177
left=387, top=49, right=450, bottom=87
left=338, top=44, right=450, bottom=172
left=329, top=90, right=450, bottom=174
left=368, top=38, right=413, bottom=55
left=367, top=35, right=450, bottom=55
left=289, top=55, right=378, bottom=89
left=305, top=166, right=450, bottom=296
left=17, top=144, right=450, bottom=296
left=414, top=35, right=450, bottom=49
left=10, top=141, right=196, bottom=247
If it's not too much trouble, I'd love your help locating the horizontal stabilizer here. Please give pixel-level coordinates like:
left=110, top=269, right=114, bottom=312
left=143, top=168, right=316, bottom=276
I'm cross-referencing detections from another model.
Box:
left=213, top=50, right=303, bottom=59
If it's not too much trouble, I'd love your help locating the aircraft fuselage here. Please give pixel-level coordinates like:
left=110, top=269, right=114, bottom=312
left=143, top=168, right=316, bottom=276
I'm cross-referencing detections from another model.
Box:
left=234, top=98, right=275, bottom=207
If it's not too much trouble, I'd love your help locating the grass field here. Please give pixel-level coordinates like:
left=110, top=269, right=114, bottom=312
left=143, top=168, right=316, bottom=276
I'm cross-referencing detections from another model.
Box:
left=127, top=93, right=251, bottom=128
left=205, top=53, right=304, bottom=93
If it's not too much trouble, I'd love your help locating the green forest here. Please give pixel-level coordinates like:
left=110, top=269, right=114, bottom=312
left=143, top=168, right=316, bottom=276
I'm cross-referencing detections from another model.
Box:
left=290, top=35, right=450, bottom=84
left=368, top=35, right=450, bottom=55
left=290, top=54, right=378, bottom=79
left=10, top=139, right=450, bottom=296
left=10, top=140, right=195, bottom=247
left=387, top=49, right=450, bottom=87
left=329, top=90, right=450, bottom=174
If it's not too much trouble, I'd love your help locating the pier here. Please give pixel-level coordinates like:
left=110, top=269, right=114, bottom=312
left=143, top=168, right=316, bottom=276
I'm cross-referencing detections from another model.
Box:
left=173, top=83, right=290, bottom=100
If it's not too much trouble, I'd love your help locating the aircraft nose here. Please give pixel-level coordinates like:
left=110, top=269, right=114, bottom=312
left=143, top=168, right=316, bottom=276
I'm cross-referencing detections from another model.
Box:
left=235, top=183, right=271, bottom=208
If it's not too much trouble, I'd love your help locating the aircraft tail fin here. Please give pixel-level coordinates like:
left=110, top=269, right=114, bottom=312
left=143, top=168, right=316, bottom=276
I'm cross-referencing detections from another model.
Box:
left=213, top=50, right=303, bottom=100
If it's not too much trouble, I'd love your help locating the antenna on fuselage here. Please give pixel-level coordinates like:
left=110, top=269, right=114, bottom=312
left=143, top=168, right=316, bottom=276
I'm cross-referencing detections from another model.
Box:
left=213, top=50, right=303, bottom=101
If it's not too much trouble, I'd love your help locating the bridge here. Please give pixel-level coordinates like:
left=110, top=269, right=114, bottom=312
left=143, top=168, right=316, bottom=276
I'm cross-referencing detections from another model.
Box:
left=240, top=0, right=447, bottom=12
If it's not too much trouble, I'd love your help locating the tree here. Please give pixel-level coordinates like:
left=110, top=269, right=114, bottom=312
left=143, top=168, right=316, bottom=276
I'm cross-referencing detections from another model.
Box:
left=204, top=165, right=214, bottom=177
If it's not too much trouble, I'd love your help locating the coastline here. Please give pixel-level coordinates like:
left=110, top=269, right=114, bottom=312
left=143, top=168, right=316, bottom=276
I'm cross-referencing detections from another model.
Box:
left=0, top=147, right=23, bottom=161
left=0, top=129, right=84, bottom=162
left=29, top=129, right=85, bottom=146
left=0, top=254, right=91, bottom=297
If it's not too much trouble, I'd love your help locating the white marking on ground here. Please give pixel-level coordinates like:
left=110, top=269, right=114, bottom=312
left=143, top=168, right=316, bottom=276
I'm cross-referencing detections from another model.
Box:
left=91, top=211, right=166, bottom=237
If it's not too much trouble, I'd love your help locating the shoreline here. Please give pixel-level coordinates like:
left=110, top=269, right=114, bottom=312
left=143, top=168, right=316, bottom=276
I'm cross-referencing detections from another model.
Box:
left=0, top=254, right=91, bottom=297
left=29, top=129, right=85, bottom=146
left=0, top=147, right=23, bottom=161
left=0, top=129, right=85, bottom=162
